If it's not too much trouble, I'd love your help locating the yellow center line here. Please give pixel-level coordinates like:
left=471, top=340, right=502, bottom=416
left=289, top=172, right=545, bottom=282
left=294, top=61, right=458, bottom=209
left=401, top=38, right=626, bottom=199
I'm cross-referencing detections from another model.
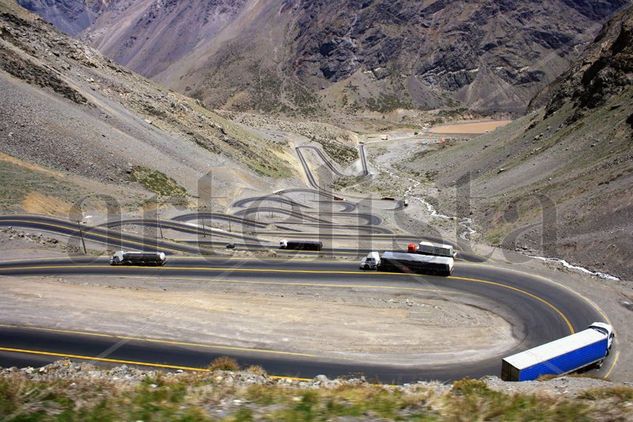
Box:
left=0, top=346, right=311, bottom=381
left=448, top=276, right=575, bottom=334
left=603, top=350, right=620, bottom=380
left=0, top=323, right=317, bottom=358
left=0, top=264, right=576, bottom=334
left=461, top=262, right=613, bottom=326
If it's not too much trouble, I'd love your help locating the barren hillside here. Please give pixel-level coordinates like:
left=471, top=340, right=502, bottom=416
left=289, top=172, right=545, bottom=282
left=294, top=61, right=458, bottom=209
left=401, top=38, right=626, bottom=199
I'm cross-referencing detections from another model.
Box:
left=402, top=5, right=633, bottom=279
left=0, top=0, right=299, bottom=213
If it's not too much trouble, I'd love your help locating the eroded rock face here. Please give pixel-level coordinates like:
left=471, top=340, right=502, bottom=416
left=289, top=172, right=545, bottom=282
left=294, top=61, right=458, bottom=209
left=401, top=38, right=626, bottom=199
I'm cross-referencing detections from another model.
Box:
left=546, top=5, right=633, bottom=116
left=290, top=0, right=630, bottom=113
left=16, top=0, right=109, bottom=35
left=16, top=0, right=631, bottom=115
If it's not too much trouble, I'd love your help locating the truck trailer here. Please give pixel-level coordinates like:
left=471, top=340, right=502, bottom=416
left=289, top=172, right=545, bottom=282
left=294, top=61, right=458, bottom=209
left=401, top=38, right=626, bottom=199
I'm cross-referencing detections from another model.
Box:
left=501, top=322, right=615, bottom=381
left=417, top=241, right=457, bottom=258
left=378, top=251, right=454, bottom=276
left=279, top=239, right=323, bottom=251
left=110, top=251, right=166, bottom=266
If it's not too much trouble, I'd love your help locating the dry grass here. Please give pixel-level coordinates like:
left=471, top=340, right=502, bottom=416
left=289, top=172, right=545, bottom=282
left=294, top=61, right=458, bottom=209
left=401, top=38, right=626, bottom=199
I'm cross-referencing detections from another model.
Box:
left=245, top=365, right=267, bottom=377
left=0, top=152, right=64, bottom=179
left=21, top=192, right=72, bottom=216
left=578, top=385, right=633, bottom=402
left=0, top=158, right=84, bottom=214
left=0, top=366, right=632, bottom=421
left=445, top=379, right=592, bottom=421
left=208, top=356, right=240, bottom=372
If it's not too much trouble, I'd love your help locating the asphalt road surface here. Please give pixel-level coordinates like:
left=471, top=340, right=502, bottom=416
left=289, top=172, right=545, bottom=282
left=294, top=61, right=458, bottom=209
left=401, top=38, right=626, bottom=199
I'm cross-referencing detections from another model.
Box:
left=0, top=256, right=615, bottom=383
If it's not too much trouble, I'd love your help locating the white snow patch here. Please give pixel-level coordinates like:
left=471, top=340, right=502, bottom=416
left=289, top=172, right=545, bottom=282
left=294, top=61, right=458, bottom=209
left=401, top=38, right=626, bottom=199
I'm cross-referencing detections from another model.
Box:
left=530, top=255, right=620, bottom=281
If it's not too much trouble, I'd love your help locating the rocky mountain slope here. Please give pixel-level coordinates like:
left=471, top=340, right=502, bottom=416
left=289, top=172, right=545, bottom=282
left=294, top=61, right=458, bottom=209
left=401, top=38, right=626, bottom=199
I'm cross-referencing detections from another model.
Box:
left=403, top=5, right=633, bottom=279
left=18, top=0, right=631, bottom=116
left=16, top=0, right=108, bottom=35
left=0, top=0, right=299, bottom=214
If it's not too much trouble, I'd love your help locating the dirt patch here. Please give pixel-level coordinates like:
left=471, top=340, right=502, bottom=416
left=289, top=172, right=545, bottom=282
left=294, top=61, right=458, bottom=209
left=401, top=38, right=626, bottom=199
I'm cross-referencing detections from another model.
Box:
left=0, top=276, right=517, bottom=365
left=430, top=120, right=512, bottom=134
left=21, top=192, right=72, bottom=216
left=0, top=152, right=64, bottom=178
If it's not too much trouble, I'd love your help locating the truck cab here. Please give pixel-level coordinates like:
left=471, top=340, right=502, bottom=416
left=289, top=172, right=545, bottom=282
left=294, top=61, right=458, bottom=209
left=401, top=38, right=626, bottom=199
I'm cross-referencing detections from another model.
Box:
left=360, top=252, right=380, bottom=270
left=589, top=322, right=615, bottom=350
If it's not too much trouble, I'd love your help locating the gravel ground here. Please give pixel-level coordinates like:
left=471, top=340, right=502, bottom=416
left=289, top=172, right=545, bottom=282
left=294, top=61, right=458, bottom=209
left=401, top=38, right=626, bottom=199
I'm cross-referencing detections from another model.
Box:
left=0, top=274, right=516, bottom=365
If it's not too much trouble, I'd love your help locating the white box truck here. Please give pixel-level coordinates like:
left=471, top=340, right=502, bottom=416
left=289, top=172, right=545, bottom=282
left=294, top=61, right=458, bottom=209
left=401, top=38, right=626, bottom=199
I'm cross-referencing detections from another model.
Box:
left=501, top=322, right=615, bottom=381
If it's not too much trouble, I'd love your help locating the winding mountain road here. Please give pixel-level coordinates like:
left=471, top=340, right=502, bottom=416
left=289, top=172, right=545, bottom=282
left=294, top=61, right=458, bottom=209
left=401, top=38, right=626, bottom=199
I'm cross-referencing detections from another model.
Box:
left=0, top=256, right=614, bottom=383
left=0, top=144, right=617, bottom=383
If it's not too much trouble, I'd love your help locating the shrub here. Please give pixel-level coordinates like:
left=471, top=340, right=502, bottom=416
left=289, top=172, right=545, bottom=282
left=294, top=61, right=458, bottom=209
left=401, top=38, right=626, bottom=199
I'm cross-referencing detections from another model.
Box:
left=245, top=365, right=267, bottom=377
left=208, top=356, right=240, bottom=372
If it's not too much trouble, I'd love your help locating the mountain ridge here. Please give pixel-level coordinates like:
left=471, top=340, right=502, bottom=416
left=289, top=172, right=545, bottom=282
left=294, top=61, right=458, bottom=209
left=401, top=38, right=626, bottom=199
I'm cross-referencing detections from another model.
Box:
left=17, top=0, right=632, bottom=115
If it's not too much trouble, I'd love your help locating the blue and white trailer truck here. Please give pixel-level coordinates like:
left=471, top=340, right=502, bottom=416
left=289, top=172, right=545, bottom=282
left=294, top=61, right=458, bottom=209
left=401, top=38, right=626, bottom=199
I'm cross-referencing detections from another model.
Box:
left=501, top=322, right=615, bottom=381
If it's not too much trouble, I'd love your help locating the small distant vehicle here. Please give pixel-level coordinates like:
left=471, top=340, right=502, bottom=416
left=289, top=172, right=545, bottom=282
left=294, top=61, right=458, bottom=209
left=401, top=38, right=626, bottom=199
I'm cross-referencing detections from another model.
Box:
left=501, top=322, right=615, bottom=381
left=379, top=251, right=454, bottom=276
left=417, top=241, right=457, bottom=258
left=359, top=252, right=381, bottom=270
left=279, top=239, right=323, bottom=251
left=403, top=199, right=409, bottom=207
left=333, top=195, right=345, bottom=201
left=110, top=251, right=166, bottom=266
left=225, top=243, right=235, bottom=249
left=381, top=197, right=396, bottom=201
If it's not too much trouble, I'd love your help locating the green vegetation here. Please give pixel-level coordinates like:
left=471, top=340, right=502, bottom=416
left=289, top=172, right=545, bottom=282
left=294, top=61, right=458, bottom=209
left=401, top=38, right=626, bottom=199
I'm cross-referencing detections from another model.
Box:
left=447, top=379, right=591, bottom=421
left=366, top=94, right=412, bottom=113
left=436, top=107, right=469, bottom=118
left=332, top=175, right=366, bottom=190
left=288, top=81, right=323, bottom=116
left=578, top=386, right=633, bottom=402
left=183, top=109, right=293, bottom=179
left=313, top=137, right=359, bottom=166
left=2, top=367, right=631, bottom=421
left=250, top=64, right=286, bottom=114
left=130, top=166, right=188, bottom=197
